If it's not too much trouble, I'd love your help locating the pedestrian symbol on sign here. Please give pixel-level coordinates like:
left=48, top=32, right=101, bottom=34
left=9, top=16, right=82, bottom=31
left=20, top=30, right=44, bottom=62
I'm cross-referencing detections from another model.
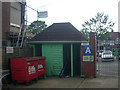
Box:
left=85, top=47, right=91, bottom=54
left=84, top=45, right=92, bottom=55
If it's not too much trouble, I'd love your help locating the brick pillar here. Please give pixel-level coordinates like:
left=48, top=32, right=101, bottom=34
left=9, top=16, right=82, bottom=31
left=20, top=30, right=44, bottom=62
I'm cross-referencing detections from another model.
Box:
left=89, top=32, right=96, bottom=77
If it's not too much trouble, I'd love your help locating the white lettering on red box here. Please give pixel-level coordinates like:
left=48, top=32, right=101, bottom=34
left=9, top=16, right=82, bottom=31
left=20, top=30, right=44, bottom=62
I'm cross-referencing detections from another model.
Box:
left=28, top=66, right=36, bottom=74
left=38, top=64, right=43, bottom=69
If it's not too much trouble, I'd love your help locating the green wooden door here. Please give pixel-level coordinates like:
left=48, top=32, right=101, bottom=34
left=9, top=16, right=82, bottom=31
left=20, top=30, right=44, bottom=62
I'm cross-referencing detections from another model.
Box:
left=42, top=43, right=63, bottom=76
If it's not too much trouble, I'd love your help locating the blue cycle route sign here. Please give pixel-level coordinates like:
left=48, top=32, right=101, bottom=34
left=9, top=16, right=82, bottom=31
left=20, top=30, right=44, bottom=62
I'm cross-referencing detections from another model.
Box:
left=84, top=45, right=92, bottom=56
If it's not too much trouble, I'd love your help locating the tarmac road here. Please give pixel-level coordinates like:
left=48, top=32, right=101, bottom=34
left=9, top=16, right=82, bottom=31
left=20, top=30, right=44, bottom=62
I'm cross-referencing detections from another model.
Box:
left=97, top=57, right=118, bottom=77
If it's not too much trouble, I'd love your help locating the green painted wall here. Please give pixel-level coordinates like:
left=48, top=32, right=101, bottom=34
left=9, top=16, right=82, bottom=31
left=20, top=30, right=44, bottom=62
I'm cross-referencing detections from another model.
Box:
left=42, top=43, right=63, bottom=76
left=31, top=42, right=81, bottom=77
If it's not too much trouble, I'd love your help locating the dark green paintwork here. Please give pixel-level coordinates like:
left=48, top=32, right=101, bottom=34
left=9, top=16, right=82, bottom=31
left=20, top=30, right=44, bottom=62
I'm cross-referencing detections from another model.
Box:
left=31, top=42, right=81, bottom=77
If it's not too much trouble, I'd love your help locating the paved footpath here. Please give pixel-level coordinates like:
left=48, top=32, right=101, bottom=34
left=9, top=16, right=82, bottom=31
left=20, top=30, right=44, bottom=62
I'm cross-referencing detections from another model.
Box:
left=78, top=77, right=118, bottom=88
left=8, top=76, right=118, bottom=88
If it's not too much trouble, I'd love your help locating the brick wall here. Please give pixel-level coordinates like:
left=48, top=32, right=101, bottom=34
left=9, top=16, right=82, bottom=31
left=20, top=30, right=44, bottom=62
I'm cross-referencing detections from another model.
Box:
left=0, top=47, right=2, bottom=70
left=2, top=47, right=34, bottom=70
left=0, top=2, right=2, bottom=70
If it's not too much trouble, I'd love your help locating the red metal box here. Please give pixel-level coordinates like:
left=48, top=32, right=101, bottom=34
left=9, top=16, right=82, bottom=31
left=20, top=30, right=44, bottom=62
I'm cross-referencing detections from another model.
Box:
left=37, top=57, right=46, bottom=77
left=10, top=56, right=46, bottom=83
left=28, top=57, right=46, bottom=77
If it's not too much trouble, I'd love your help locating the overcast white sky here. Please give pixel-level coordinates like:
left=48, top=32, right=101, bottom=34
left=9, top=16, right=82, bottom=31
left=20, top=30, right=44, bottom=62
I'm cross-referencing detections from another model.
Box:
left=26, top=0, right=119, bottom=32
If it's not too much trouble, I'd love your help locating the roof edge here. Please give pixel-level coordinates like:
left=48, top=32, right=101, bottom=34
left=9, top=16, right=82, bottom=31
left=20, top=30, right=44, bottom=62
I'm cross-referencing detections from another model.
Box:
left=28, top=41, right=88, bottom=44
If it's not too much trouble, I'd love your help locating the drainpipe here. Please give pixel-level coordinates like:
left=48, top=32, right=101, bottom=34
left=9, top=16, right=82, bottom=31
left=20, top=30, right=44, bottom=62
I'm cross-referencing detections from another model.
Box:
left=71, top=43, right=73, bottom=77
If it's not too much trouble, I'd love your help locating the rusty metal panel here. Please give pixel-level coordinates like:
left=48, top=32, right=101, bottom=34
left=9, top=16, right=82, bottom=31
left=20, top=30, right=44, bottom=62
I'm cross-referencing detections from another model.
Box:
left=81, top=33, right=96, bottom=78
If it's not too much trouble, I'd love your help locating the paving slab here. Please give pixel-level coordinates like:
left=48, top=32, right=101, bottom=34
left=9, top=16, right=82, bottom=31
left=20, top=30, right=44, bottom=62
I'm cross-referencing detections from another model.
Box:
left=9, top=77, right=84, bottom=88
left=8, top=76, right=118, bottom=89
left=79, top=77, right=118, bottom=88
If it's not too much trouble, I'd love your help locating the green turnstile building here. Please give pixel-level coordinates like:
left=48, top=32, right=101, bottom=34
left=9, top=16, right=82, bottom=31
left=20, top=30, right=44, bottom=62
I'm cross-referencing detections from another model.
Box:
left=29, top=23, right=88, bottom=77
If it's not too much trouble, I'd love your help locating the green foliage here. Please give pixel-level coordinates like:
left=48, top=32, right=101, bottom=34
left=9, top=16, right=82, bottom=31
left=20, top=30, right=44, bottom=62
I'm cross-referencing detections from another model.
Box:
left=27, top=20, right=47, bottom=35
left=80, top=12, right=115, bottom=40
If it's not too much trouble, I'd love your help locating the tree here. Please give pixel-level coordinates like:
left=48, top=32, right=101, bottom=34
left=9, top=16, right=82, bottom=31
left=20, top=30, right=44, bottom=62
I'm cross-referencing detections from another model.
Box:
left=27, top=20, right=47, bottom=35
left=81, top=12, right=115, bottom=40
